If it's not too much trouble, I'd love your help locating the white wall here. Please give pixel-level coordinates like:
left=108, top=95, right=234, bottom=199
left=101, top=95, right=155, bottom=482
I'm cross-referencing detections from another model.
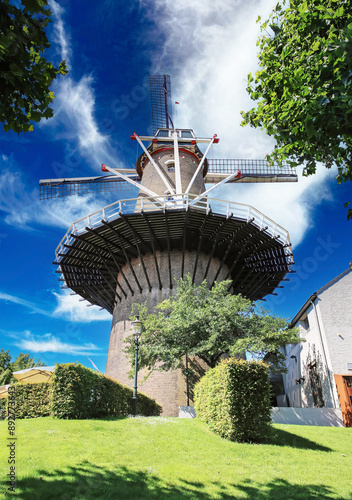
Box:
left=317, top=270, right=352, bottom=375
left=283, top=305, right=336, bottom=408
left=271, top=407, right=344, bottom=427
left=283, top=269, right=352, bottom=409
left=180, top=406, right=344, bottom=427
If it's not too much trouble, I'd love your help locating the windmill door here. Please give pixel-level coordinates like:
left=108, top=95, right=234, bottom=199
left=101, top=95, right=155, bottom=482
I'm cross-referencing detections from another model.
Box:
left=334, top=375, right=352, bottom=427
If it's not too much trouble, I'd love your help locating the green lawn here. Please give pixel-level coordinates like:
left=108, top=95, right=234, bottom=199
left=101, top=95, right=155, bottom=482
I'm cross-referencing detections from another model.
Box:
left=1, top=417, right=351, bottom=499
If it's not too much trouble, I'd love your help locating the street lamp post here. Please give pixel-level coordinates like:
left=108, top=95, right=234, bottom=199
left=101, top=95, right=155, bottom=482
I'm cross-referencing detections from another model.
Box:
left=131, top=315, right=142, bottom=416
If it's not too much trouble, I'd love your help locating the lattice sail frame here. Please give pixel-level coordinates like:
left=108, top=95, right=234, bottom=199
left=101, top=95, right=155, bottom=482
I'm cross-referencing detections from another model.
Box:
left=149, top=75, right=172, bottom=133
left=39, top=175, right=139, bottom=200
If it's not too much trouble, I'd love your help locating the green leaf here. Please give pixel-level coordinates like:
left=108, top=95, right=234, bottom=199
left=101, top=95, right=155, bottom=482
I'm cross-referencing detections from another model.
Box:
left=311, top=40, right=320, bottom=51
left=334, top=6, right=344, bottom=18
left=298, top=2, right=308, bottom=14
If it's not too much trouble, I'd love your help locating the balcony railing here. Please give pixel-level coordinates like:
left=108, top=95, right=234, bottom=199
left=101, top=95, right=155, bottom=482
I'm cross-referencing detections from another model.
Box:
left=55, top=193, right=292, bottom=263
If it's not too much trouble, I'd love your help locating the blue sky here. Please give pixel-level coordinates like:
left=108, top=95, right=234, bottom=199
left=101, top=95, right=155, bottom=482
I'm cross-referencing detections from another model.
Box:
left=0, top=0, right=351, bottom=373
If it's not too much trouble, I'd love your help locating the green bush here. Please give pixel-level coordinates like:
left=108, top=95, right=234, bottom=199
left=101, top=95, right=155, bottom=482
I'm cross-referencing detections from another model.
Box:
left=194, top=358, right=272, bottom=443
left=7, top=382, right=52, bottom=418
left=52, top=363, right=161, bottom=419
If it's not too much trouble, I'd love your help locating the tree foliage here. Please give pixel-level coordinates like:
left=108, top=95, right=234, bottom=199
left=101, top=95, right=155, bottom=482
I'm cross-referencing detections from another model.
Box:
left=0, top=349, right=44, bottom=385
left=241, top=0, right=352, bottom=218
left=125, top=277, right=301, bottom=377
left=0, top=0, right=67, bottom=133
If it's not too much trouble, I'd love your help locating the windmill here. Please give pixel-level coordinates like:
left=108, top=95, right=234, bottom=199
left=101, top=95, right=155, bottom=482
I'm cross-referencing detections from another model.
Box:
left=44, top=75, right=297, bottom=416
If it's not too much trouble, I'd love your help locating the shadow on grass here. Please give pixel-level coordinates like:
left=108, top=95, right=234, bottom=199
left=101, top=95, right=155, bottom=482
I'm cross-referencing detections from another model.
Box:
left=265, top=427, right=332, bottom=452
left=232, top=478, right=352, bottom=500
left=6, top=462, right=350, bottom=500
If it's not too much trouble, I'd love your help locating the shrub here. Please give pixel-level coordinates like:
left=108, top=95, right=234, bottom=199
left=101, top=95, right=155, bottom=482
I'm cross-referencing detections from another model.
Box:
left=194, top=358, right=271, bottom=443
left=7, top=382, right=52, bottom=418
left=51, top=363, right=161, bottom=419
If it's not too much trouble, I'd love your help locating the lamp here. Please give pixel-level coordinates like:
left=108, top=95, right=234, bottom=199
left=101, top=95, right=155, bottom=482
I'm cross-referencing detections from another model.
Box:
left=131, top=315, right=142, bottom=416
left=131, top=316, right=142, bottom=340
left=290, top=355, right=297, bottom=363
left=295, top=377, right=305, bottom=385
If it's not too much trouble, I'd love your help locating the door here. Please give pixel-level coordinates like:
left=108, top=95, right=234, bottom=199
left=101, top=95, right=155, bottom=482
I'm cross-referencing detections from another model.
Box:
left=334, top=375, right=352, bottom=427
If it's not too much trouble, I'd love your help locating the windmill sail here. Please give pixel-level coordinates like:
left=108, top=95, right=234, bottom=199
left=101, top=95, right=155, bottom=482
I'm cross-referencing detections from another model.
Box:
left=39, top=174, right=139, bottom=200
left=149, top=75, right=172, bottom=133
left=206, top=159, right=297, bottom=184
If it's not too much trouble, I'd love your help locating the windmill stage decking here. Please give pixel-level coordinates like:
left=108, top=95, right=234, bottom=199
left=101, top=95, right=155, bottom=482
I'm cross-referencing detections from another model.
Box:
left=55, top=193, right=293, bottom=312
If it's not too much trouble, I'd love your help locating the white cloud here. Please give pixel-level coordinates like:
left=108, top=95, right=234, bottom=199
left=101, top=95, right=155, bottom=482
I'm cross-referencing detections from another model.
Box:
left=218, top=165, right=335, bottom=247
left=0, top=292, right=50, bottom=317
left=43, top=2, right=122, bottom=172
left=0, top=165, right=110, bottom=230
left=48, top=0, right=72, bottom=67
left=51, top=76, right=118, bottom=169
left=142, top=0, right=338, bottom=248
left=0, top=288, right=111, bottom=324
left=13, top=331, right=101, bottom=356
left=52, top=290, right=111, bottom=323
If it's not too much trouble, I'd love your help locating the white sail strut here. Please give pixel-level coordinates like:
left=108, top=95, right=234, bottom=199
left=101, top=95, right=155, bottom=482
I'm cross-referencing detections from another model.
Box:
left=101, top=164, right=159, bottom=198
left=185, top=134, right=218, bottom=194
left=132, top=132, right=176, bottom=195
left=190, top=171, right=242, bottom=206
left=173, top=129, right=182, bottom=195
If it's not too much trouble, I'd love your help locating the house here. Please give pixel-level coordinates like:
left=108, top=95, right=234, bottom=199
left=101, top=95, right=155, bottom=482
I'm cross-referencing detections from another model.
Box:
left=282, top=265, right=352, bottom=426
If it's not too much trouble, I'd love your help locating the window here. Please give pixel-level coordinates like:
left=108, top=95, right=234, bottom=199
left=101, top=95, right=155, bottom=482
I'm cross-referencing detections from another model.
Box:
left=302, top=317, right=309, bottom=330
left=167, top=163, right=175, bottom=172
left=157, top=129, right=169, bottom=137
left=165, top=159, right=175, bottom=172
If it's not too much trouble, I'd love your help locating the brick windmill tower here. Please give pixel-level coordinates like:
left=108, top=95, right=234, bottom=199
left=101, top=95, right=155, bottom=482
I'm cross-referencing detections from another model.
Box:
left=41, top=75, right=297, bottom=416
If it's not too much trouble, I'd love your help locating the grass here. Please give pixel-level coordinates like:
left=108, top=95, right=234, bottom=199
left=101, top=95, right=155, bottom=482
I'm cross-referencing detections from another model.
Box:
left=1, top=417, right=352, bottom=499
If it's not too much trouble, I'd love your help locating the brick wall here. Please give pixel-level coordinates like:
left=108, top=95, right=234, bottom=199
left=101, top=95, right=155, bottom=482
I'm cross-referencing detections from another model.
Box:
left=105, top=250, right=230, bottom=416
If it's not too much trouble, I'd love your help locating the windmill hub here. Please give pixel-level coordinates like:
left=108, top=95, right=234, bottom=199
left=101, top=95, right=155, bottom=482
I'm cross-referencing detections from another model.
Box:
left=135, top=129, right=207, bottom=197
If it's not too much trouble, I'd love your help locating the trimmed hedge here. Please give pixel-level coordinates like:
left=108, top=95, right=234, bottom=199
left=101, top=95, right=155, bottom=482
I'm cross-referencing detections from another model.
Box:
left=194, top=358, right=272, bottom=443
left=7, top=382, right=52, bottom=418
left=51, top=363, right=161, bottom=419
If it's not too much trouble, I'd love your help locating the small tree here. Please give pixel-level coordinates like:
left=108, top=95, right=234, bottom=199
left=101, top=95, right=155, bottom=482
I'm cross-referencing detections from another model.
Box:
left=0, top=0, right=68, bottom=133
left=0, top=350, right=12, bottom=384
left=194, top=358, right=272, bottom=443
left=0, top=349, right=44, bottom=385
left=0, top=349, right=44, bottom=412
left=241, top=0, right=352, bottom=218
left=125, top=277, right=300, bottom=379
